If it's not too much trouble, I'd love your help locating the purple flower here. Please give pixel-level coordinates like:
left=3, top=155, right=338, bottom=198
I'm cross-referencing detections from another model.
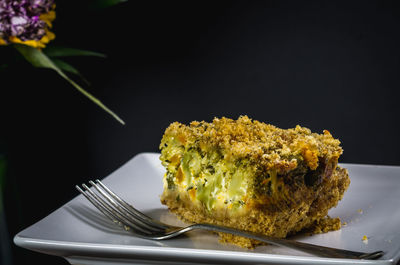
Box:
left=0, top=0, right=54, bottom=42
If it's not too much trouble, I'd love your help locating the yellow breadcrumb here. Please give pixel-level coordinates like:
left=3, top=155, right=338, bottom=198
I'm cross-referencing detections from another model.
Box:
left=161, top=116, right=342, bottom=174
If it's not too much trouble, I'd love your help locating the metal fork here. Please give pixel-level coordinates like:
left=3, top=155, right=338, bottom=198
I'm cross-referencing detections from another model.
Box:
left=76, top=180, right=384, bottom=260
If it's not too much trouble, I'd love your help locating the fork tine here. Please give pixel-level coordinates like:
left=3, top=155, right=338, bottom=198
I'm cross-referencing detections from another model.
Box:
left=81, top=183, right=154, bottom=235
left=76, top=185, right=151, bottom=237
left=76, top=185, right=117, bottom=223
left=88, top=181, right=165, bottom=232
left=95, top=179, right=169, bottom=229
left=76, top=185, right=137, bottom=232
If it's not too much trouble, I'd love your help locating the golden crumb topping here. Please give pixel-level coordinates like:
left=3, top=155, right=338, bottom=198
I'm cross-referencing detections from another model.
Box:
left=160, top=115, right=342, bottom=173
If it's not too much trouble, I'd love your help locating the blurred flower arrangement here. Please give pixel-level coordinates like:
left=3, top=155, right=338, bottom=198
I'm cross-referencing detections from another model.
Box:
left=0, top=0, right=125, bottom=124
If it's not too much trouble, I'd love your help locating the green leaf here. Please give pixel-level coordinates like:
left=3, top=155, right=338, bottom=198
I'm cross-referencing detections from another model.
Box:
left=14, top=44, right=125, bottom=125
left=44, top=46, right=106, bottom=58
left=90, top=0, right=128, bottom=9
left=51, top=58, right=80, bottom=75
left=51, top=58, right=91, bottom=86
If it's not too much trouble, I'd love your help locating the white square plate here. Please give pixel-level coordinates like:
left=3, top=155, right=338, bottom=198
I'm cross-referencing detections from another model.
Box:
left=14, top=153, right=400, bottom=265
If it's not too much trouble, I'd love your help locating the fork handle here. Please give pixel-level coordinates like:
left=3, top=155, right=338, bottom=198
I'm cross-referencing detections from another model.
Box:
left=186, top=224, right=383, bottom=259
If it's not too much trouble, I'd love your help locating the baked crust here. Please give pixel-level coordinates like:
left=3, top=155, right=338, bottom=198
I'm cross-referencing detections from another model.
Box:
left=160, top=116, right=343, bottom=173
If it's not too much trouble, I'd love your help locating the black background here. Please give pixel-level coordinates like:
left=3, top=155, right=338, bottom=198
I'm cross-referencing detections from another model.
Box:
left=2, top=1, right=400, bottom=264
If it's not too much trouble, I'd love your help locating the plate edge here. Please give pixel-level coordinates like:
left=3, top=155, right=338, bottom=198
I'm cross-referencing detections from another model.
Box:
left=12, top=236, right=394, bottom=265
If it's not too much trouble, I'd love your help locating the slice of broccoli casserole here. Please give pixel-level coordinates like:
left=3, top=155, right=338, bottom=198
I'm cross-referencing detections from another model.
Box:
left=160, top=116, right=350, bottom=248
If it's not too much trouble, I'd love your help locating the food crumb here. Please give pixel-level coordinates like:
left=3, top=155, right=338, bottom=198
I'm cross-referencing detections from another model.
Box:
left=357, top=209, right=363, bottom=214
left=308, top=216, right=341, bottom=234
left=362, top=235, right=368, bottom=244
left=342, top=221, right=347, bottom=226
